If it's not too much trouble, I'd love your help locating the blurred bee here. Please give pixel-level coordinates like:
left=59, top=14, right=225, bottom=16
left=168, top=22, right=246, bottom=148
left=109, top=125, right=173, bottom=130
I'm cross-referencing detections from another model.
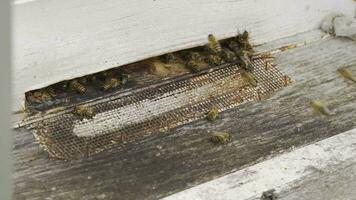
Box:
left=207, top=34, right=222, bottom=55
left=184, top=52, right=203, bottom=73
left=121, top=73, right=130, bottom=85
left=236, top=30, right=253, bottom=52
left=69, top=80, right=86, bottom=94
left=44, top=86, right=56, bottom=97
left=209, top=132, right=231, bottom=144
left=220, top=48, right=238, bottom=63
left=310, top=100, right=335, bottom=116
left=337, top=67, right=356, bottom=82
left=26, top=91, right=42, bottom=104
left=206, top=106, right=219, bottom=121
left=279, top=44, right=297, bottom=51
left=73, top=105, right=94, bottom=119
left=206, top=54, right=223, bottom=66
left=228, top=41, right=254, bottom=71
left=261, top=189, right=278, bottom=200
left=161, top=53, right=178, bottom=64
left=241, top=71, right=258, bottom=87
left=102, top=77, right=120, bottom=91
left=186, top=60, right=201, bottom=73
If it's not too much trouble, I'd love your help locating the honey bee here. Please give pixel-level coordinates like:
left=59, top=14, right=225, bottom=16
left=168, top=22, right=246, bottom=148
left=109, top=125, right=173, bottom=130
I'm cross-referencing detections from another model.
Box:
left=236, top=30, right=253, bottom=52
left=207, top=34, right=222, bottom=55
left=161, top=53, right=178, bottom=64
left=73, top=105, right=94, bottom=119
left=206, top=106, right=219, bottom=121
left=186, top=52, right=202, bottom=62
left=261, top=189, right=278, bottom=200
left=240, top=51, right=254, bottom=71
left=206, top=54, right=223, bottom=66
left=26, top=91, right=42, bottom=103
left=228, top=41, right=254, bottom=71
left=121, top=74, right=130, bottom=85
left=186, top=60, right=201, bottom=73
left=184, top=52, right=203, bottom=73
left=69, top=80, right=86, bottom=94
left=310, top=100, right=335, bottom=116
left=102, top=77, right=120, bottom=91
left=44, top=86, right=56, bottom=97
left=241, top=71, right=258, bottom=87
left=279, top=44, right=297, bottom=51
left=220, top=48, right=237, bottom=63
left=337, top=67, right=356, bottom=82
left=209, top=132, right=231, bottom=144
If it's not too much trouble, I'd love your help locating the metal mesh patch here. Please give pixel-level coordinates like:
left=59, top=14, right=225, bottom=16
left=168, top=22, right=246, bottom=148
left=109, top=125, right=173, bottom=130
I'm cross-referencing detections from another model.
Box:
left=20, top=58, right=291, bottom=159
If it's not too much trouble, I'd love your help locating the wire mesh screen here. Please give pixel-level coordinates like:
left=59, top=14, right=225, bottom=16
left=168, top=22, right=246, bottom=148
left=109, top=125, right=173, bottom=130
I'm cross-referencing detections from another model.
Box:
left=20, top=58, right=291, bottom=160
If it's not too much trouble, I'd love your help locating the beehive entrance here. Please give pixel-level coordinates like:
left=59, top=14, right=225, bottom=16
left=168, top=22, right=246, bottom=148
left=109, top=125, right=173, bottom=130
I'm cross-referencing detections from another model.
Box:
left=19, top=33, right=292, bottom=160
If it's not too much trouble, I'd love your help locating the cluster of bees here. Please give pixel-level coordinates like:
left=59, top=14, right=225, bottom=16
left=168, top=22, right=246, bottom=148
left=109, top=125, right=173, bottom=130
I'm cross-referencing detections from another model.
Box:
left=26, top=71, right=130, bottom=108
left=159, top=31, right=256, bottom=74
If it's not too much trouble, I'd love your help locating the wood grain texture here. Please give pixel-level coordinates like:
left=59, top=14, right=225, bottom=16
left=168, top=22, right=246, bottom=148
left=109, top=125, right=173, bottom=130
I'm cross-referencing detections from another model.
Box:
left=12, top=0, right=356, bottom=111
left=163, top=129, right=356, bottom=200
left=12, top=33, right=356, bottom=200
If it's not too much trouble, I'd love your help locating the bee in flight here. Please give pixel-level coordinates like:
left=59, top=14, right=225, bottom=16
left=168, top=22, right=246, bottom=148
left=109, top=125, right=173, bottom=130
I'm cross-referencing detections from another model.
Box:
left=337, top=67, right=356, bottom=82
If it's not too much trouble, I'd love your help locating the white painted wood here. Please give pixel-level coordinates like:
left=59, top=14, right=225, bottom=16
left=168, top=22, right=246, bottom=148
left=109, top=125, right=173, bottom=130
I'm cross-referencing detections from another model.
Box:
left=162, top=129, right=356, bottom=200
left=12, top=0, right=355, bottom=111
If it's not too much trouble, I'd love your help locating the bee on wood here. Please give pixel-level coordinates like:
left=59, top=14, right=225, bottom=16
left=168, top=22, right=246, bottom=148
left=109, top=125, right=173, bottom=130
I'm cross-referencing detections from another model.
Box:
left=261, top=189, right=278, bottom=200
left=207, top=34, right=222, bottom=55
left=69, top=80, right=86, bottom=94
left=73, top=105, right=94, bottom=119
left=120, top=73, right=130, bottom=85
left=206, top=54, right=223, bottom=66
left=310, top=100, right=335, bottom=116
left=220, top=48, right=238, bottom=63
left=206, top=106, right=219, bottom=121
left=241, top=71, right=258, bottom=87
left=102, top=77, right=120, bottom=91
left=337, top=67, right=356, bottom=82
left=209, top=132, right=231, bottom=144
left=161, top=53, right=178, bottom=64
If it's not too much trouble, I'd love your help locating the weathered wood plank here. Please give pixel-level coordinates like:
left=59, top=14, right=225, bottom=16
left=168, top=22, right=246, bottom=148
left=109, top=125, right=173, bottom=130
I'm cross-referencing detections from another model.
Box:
left=12, top=33, right=356, bottom=200
left=163, top=129, right=356, bottom=200
left=12, top=0, right=355, bottom=111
